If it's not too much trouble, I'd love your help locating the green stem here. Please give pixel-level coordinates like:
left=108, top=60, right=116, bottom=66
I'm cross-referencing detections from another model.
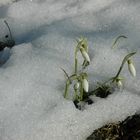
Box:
left=79, top=80, right=83, bottom=101
left=111, top=35, right=127, bottom=49
left=75, top=57, right=78, bottom=74
left=113, top=64, right=123, bottom=82
left=74, top=89, right=78, bottom=100
left=74, top=38, right=83, bottom=74
left=74, top=42, right=79, bottom=74
left=61, top=68, right=70, bottom=80
left=113, top=52, right=136, bottom=82
left=64, top=79, right=70, bottom=98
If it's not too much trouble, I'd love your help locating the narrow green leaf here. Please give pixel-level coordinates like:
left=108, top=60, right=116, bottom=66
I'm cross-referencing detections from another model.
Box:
left=112, top=35, right=127, bottom=49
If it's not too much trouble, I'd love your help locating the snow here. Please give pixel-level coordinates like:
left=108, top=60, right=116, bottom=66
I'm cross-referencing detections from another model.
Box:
left=0, top=0, right=140, bottom=140
left=0, top=0, right=16, bottom=6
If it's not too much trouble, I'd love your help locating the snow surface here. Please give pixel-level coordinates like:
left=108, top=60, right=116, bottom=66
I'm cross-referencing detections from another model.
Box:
left=0, top=0, right=140, bottom=140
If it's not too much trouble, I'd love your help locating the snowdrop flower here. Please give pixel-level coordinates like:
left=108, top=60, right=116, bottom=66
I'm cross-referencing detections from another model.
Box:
left=127, top=59, right=136, bottom=77
left=74, top=82, right=80, bottom=90
left=80, top=47, right=90, bottom=62
left=82, top=78, right=89, bottom=92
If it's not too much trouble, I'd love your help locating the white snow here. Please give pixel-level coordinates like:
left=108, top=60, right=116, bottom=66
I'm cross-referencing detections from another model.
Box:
left=0, top=0, right=16, bottom=6
left=0, top=0, right=140, bottom=140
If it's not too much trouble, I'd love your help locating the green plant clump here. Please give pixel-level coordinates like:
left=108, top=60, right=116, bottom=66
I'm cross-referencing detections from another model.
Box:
left=62, top=36, right=137, bottom=109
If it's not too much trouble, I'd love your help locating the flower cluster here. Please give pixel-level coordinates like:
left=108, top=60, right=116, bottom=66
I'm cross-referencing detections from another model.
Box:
left=62, top=36, right=137, bottom=104
left=63, top=37, right=90, bottom=101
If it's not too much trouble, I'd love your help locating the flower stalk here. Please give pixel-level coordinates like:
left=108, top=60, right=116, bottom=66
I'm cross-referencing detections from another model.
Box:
left=64, top=79, right=71, bottom=98
left=111, top=35, right=127, bottom=49
left=112, top=52, right=136, bottom=83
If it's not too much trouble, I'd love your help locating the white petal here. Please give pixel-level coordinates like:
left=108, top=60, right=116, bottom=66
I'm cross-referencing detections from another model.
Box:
left=128, top=63, right=136, bottom=77
left=80, top=48, right=90, bottom=62
left=74, top=82, right=80, bottom=90
left=83, top=79, right=89, bottom=92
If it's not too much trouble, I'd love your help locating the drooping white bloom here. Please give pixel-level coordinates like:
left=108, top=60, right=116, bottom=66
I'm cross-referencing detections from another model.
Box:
left=82, top=78, right=89, bottom=92
left=127, top=59, right=136, bottom=77
left=80, top=47, right=90, bottom=62
left=74, top=82, right=80, bottom=90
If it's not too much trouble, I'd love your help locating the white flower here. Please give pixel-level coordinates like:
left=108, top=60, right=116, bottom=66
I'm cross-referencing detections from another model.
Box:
left=80, top=47, right=90, bottom=62
left=127, top=59, right=136, bottom=77
left=74, top=82, right=80, bottom=90
left=82, top=78, right=89, bottom=92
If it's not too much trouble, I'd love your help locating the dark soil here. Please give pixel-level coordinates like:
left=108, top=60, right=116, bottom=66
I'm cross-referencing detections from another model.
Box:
left=73, top=89, right=94, bottom=110
left=88, top=84, right=113, bottom=98
left=73, top=84, right=112, bottom=110
left=86, top=114, right=140, bottom=140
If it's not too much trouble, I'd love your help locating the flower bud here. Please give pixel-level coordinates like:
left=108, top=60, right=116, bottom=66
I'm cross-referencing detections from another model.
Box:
left=127, top=59, right=136, bottom=77
left=82, top=78, right=89, bottom=92
left=117, top=80, right=123, bottom=87
left=74, top=82, right=80, bottom=90
left=116, top=77, right=123, bottom=88
left=80, top=47, right=90, bottom=62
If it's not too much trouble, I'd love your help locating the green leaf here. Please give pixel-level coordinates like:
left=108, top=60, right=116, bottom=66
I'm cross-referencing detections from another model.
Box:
left=112, top=35, right=127, bottom=49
